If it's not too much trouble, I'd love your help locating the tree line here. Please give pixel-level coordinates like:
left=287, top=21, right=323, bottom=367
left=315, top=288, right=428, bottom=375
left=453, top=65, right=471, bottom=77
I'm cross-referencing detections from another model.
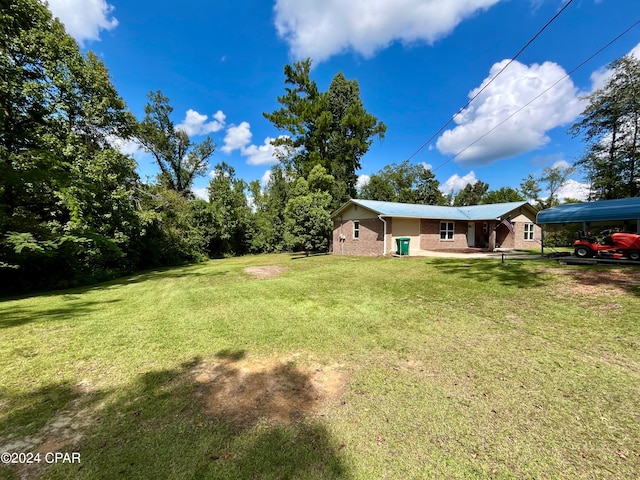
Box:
left=1, top=0, right=638, bottom=293
left=358, top=159, right=578, bottom=209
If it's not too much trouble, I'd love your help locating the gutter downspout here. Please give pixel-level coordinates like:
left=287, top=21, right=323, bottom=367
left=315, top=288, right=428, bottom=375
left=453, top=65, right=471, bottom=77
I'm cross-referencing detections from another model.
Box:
left=378, top=215, right=387, bottom=255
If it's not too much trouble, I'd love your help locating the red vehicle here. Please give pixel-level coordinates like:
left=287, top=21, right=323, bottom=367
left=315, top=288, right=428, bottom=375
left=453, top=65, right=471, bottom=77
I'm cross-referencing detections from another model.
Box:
left=574, top=230, right=640, bottom=261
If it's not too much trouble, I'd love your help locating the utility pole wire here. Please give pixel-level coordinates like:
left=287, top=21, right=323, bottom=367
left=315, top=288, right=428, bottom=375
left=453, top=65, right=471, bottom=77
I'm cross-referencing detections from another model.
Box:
left=405, top=0, right=575, bottom=164
left=431, top=17, right=640, bottom=173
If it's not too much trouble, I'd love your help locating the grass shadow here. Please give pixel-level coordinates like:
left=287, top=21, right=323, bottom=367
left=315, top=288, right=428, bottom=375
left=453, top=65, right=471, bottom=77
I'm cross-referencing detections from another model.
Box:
left=0, top=264, right=228, bottom=303
left=0, top=382, right=108, bottom=480
left=0, top=381, right=106, bottom=441
left=24, top=354, right=351, bottom=479
left=0, top=299, right=122, bottom=329
left=215, top=348, right=246, bottom=361
left=425, top=258, right=550, bottom=289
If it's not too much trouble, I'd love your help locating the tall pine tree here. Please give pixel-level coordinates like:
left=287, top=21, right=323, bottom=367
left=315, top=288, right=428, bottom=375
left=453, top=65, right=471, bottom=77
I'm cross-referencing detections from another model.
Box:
left=571, top=54, right=640, bottom=199
left=264, top=59, right=386, bottom=208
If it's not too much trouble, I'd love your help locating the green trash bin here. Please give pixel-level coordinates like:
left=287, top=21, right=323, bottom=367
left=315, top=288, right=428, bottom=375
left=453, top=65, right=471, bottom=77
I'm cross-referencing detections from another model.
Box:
left=396, top=237, right=410, bottom=256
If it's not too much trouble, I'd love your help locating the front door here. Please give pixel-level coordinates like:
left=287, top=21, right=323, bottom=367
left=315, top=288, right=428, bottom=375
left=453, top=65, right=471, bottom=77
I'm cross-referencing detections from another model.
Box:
left=467, top=222, right=475, bottom=247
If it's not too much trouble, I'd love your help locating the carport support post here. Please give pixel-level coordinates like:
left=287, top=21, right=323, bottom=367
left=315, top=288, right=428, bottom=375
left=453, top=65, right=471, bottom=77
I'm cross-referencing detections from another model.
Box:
left=540, top=225, right=545, bottom=256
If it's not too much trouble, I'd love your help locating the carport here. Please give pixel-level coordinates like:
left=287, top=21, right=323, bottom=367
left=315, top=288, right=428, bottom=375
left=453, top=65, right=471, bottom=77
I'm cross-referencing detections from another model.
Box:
left=536, top=198, right=640, bottom=254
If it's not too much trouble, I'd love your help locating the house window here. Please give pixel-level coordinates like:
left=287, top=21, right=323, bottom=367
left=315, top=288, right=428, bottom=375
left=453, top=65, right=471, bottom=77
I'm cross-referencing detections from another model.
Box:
left=440, top=221, right=454, bottom=241
left=524, top=223, right=534, bottom=240
left=483, top=222, right=488, bottom=233
left=353, top=220, right=360, bottom=240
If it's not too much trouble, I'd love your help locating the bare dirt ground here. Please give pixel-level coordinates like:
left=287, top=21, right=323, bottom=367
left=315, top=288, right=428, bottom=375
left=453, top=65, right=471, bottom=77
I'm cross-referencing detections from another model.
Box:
left=194, top=355, right=350, bottom=428
left=1, top=398, right=98, bottom=480
left=244, top=265, right=287, bottom=279
left=3, top=354, right=350, bottom=479
left=546, top=267, right=640, bottom=297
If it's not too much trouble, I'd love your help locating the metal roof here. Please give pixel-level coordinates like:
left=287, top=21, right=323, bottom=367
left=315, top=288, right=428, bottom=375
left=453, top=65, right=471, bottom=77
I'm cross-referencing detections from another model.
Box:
left=333, top=199, right=532, bottom=221
left=456, top=202, right=534, bottom=220
left=536, top=197, right=640, bottom=224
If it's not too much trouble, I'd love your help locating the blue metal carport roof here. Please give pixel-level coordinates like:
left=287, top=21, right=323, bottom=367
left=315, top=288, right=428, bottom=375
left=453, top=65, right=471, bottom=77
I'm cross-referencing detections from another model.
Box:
left=536, top=197, right=640, bottom=224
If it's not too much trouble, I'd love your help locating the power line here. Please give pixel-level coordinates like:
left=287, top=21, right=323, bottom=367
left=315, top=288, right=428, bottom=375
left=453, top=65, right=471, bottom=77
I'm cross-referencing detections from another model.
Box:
left=431, top=17, right=640, bottom=173
left=404, top=0, right=575, bottom=164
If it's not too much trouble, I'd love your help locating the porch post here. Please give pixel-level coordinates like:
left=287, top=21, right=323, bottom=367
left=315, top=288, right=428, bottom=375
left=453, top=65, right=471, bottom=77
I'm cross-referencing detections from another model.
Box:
left=488, top=222, right=496, bottom=250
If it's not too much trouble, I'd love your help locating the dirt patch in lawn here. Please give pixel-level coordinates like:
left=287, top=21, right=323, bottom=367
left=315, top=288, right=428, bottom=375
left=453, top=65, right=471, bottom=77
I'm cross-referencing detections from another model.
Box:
left=547, top=267, right=640, bottom=297
left=244, top=265, right=287, bottom=280
left=0, top=398, right=99, bottom=480
left=194, top=355, right=349, bottom=427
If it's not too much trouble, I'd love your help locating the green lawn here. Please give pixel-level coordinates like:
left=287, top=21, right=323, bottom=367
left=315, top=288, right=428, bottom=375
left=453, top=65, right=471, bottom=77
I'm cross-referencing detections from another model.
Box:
left=1, top=254, right=639, bottom=479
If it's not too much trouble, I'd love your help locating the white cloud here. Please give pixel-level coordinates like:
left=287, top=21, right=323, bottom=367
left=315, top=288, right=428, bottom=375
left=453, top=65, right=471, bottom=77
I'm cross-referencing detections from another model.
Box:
left=420, top=162, right=433, bottom=171
left=222, top=122, right=252, bottom=154
left=556, top=179, right=589, bottom=202
left=47, top=0, right=118, bottom=44
left=108, top=136, right=143, bottom=157
left=221, top=122, right=290, bottom=165
left=436, top=59, right=584, bottom=166
left=589, top=66, right=611, bottom=93
left=176, top=109, right=226, bottom=136
left=440, top=171, right=477, bottom=194
left=243, top=137, right=285, bottom=166
left=192, top=187, right=209, bottom=201
left=552, top=159, right=571, bottom=170
left=261, top=170, right=273, bottom=188
left=356, top=174, right=371, bottom=191
left=274, top=0, right=502, bottom=62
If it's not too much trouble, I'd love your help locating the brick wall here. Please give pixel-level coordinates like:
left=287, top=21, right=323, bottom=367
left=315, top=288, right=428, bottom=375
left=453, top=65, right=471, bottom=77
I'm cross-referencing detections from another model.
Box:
left=496, top=223, right=514, bottom=248
left=513, top=221, right=541, bottom=249
left=420, top=219, right=469, bottom=249
left=332, top=215, right=542, bottom=255
left=495, top=221, right=541, bottom=249
left=333, top=218, right=384, bottom=256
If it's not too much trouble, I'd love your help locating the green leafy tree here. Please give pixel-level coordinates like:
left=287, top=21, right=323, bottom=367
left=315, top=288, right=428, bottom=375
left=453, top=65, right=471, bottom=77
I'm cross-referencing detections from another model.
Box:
left=519, top=164, right=575, bottom=210
left=481, top=187, right=525, bottom=204
left=136, top=91, right=216, bottom=194
left=284, top=165, right=333, bottom=254
left=359, top=174, right=396, bottom=202
left=249, top=166, right=290, bottom=253
left=0, top=0, right=138, bottom=291
left=453, top=181, right=489, bottom=206
left=57, top=150, right=143, bottom=277
left=207, top=162, right=253, bottom=255
left=520, top=174, right=542, bottom=205
left=360, top=161, right=446, bottom=205
left=134, top=186, right=209, bottom=266
left=265, top=59, right=386, bottom=207
left=570, top=54, right=640, bottom=199
left=538, top=165, right=575, bottom=209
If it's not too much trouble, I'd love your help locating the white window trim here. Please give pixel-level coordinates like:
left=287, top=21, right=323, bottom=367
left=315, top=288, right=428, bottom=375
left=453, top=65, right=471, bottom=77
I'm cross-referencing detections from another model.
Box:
left=524, top=222, right=535, bottom=241
left=440, top=221, right=455, bottom=242
left=353, top=220, right=360, bottom=240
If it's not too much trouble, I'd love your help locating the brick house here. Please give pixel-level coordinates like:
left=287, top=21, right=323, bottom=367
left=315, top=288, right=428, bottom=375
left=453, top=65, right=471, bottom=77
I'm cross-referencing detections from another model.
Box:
left=332, top=199, right=541, bottom=256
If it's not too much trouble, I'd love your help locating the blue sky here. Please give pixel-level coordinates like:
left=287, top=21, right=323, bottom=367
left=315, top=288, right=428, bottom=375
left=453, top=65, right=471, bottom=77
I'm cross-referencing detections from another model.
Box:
left=47, top=0, right=640, bottom=201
